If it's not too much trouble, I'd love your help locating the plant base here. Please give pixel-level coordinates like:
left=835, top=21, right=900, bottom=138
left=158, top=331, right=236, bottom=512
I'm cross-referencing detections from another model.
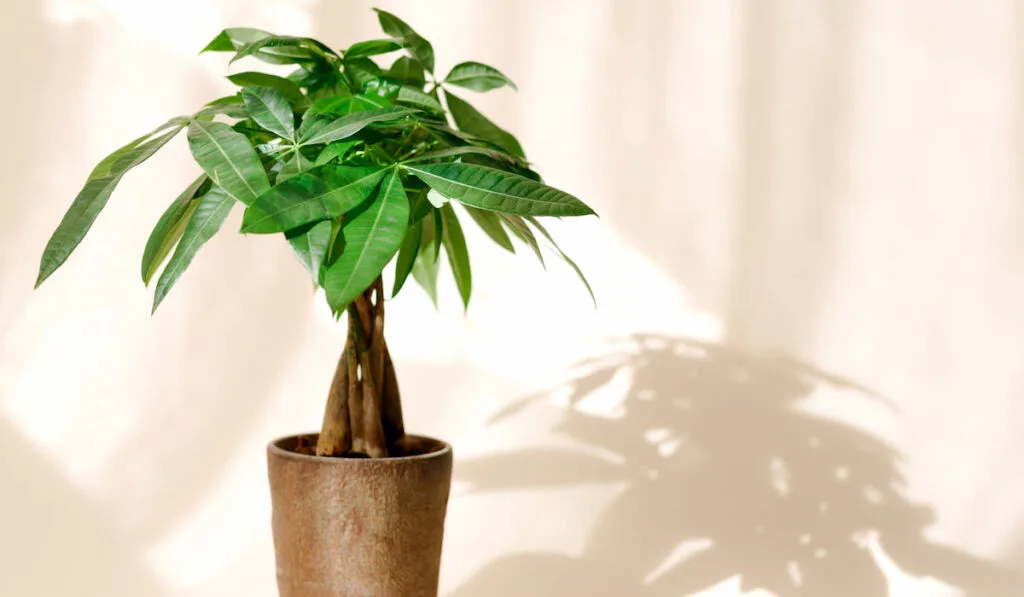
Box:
left=268, top=433, right=453, bottom=597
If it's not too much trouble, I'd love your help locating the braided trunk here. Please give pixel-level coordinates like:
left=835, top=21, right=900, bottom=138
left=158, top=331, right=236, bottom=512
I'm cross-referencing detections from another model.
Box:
left=316, top=277, right=405, bottom=457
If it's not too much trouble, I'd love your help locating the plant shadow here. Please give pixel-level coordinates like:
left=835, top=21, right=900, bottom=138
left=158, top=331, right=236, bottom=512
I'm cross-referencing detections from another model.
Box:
left=450, top=334, right=1023, bottom=596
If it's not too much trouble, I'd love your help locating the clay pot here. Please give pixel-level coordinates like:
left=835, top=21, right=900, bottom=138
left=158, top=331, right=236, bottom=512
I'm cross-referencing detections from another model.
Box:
left=267, top=433, right=453, bottom=597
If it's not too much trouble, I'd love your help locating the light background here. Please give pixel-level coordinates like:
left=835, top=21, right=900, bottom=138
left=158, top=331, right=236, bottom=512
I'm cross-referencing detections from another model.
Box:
left=2, top=0, right=1023, bottom=595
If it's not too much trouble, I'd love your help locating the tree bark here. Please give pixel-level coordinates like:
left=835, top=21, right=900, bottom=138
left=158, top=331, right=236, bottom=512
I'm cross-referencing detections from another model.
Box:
left=315, top=347, right=351, bottom=456
left=317, top=276, right=406, bottom=458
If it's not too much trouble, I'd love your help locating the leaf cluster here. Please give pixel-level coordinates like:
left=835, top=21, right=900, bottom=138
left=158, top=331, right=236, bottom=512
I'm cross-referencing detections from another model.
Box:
left=36, top=9, right=597, bottom=315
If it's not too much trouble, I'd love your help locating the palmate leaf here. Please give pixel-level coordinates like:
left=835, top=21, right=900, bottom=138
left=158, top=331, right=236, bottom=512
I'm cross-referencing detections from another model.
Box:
left=240, top=86, right=295, bottom=140
left=278, top=147, right=328, bottom=282
left=227, top=72, right=304, bottom=103
left=408, top=186, right=433, bottom=223
left=301, top=97, right=387, bottom=142
left=308, top=94, right=387, bottom=118
left=389, top=56, right=426, bottom=86
left=286, top=219, right=333, bottom=283
left=430, top=204, right=443, bottom=258
left=501, top=213, right=545, bottom=268
left=440, top=204, right=471, bottom=309
left=187, top=120, right=270, bottom=205
left=445, top=61, right=517, bottom=92
left=299, top=106, right=418, bottom=146
left=152, top=187, right=235, bottom=312
left=405, top=146, right=526, bottom=168
left=141, top=175, right=208, bottom=285
left=374, top=8, right=434, bottom=72
left=322, top=168, right=409, bottom=312
left=196, top=95, right=249, bottom=120
left=314, top=140, right=359, bottom=166
left=345, top=57, right=386, bottom=90
left=406, top=162, right=595, bottom=217
left=445, top=91, right=524, bottom=158
left=201, top=28, right=272, bottom=53
left=344, top=38, right=404, bottom=59
left=241, top=165, right=387, bottom=233
left=411, top=210, right=440, bottom=307
left=288, top=63, right=346, bottom=97
left=36, top=116, right=189, bottom=287
left=525, top=216, right=595, bottom=306
left=396, top=86, right=443, bottom=114
left=230, top=35, right=340, bottom=67
left=391, top=219, right=421, bottom=298
left=277, top=150, right=314, bottom=182
left=463, top=204, right=514, bottom=253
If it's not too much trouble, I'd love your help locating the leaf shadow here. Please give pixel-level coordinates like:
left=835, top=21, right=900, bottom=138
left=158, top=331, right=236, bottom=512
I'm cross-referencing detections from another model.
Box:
left=449, top=334, right=1023, bottom=597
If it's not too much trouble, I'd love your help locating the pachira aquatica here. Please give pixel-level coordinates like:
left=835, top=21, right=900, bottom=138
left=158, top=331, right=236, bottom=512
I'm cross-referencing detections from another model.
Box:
left=36, top=9, right=596, bottom=458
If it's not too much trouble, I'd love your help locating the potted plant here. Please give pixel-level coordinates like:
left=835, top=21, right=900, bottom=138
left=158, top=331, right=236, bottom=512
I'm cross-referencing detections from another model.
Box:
left=34, top=8, right=595, bottom=597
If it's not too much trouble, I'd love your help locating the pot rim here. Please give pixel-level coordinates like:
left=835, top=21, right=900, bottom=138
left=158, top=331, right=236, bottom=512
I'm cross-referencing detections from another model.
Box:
left=267, top=432, right=452, bottom=463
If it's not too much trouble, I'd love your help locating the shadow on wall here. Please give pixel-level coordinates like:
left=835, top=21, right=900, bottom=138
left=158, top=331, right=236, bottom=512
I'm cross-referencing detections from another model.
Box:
left=450, top=334, right=1023, bottom=597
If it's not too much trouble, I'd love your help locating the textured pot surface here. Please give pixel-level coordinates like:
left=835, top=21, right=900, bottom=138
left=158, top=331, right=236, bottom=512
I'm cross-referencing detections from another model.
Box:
left=267, top=433, right=453, bottom=597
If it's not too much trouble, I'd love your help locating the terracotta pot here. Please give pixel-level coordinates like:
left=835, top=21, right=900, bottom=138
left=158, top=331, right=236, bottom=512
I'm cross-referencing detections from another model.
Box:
left=267, top=433, right=453, bottom=597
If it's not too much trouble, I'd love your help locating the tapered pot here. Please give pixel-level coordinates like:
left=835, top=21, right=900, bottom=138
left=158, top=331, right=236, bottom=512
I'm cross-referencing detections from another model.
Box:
left=267, top=433, right=453, bottom=597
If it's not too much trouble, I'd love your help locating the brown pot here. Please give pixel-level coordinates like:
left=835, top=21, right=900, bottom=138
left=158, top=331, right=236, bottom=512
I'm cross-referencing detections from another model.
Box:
left=267, top=433, right=453, bottom=597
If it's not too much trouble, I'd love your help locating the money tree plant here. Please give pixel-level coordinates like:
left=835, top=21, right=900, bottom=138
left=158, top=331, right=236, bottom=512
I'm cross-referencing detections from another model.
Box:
left=35, top=9, right=596, bottom=459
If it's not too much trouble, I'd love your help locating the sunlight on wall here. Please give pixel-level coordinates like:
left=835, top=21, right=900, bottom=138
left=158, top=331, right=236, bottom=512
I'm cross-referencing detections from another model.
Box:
left=45, top=0, right=316, bottom=54
left=4, top=1, right=1024, bottom=596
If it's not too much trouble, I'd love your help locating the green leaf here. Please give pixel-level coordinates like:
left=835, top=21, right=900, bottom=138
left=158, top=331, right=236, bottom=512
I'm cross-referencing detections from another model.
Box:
left=412, top=211, right=440, bottom=307
left=440, top=204, right=471, bottom=309
left=431, top=204, right=444, bottom=258
left=201, top=28, right=271, bottom=53
left=345, top=38, right=403, bottom=59
left=396, top=85, right=443, bottom=113
left=391, top=219, right=421, bottom=297
left=344, top=57, right=384, bottom=89
left=404, top=145, right=526, bottom=168
left=324, top=218, right=346, bottom=271
left=286, top=219, right=333, bottom=283
left=501, top=213, right=545, bottom=268
left=141, top=175, right=207, bottom=285
left=289, top=63, right=347, bottom=97
left=301, top=95, right=387, bottom=140
left=230, top=35, right=338, bottom=66
left=525, top=216, right=595, bottom=306
left=389, top=56, right=426, bottom=86
left=152, top=187, right=235, bottom=312
left=408, top=186, right=432, bottom=223
left=197, top=99, right=249, bottom=120
left=314, top=141, right=359, bottom=166
left=445, top=91, right=524, bottom=157
left=277, top=150, right=313, bottom=181
left=241, top=165, right=387, bottom=233
left=360, top=77, right=402, bottom=100
left=36, top=117, right=188, bottom=287
left=463, top=205, right=515, bottom=253
left=307, top=94, right=386, bottom=118
left=445, top=61, right=517, bottom=92
left=227, top=72, right=304, bottom=103
left=299, top=106, right=418, bottom=146
left=240, top=86, right=296, bottom=140
left=204, top=95, right=243, bottom=108
left=406, top=162, right=595, bottom=217
left=187, top=120, right=270, bottom=205
left=374, top=8, right=435, bottom=72
left=322, top=168, right=409, bottom=311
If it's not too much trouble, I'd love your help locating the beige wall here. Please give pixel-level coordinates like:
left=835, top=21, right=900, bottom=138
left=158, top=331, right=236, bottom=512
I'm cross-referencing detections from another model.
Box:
left=2, top=0, right=1023, bottom=595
